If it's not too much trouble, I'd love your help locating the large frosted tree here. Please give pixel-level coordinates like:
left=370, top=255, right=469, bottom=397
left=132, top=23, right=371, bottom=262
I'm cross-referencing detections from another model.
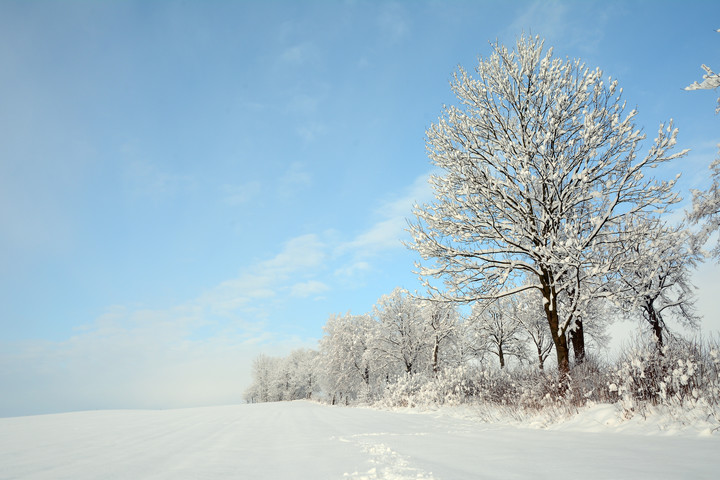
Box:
left=409, top=35, right=686, bottom=374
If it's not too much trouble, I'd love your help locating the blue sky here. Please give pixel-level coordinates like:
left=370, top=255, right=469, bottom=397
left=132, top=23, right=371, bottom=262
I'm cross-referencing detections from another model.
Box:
left=1, top=0, right=719, bottom=417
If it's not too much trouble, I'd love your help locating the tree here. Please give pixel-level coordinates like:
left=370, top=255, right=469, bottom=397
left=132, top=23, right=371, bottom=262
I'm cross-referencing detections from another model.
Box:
left=319, top=312, right=376, bottom=403
left=286, top=348, right=321, bottom=400
left=244, top=354, right=281, bottom=403
left=686, top=29, right=720, bottom=259
left=614, top=218, right=700, bottom=350
left=409, top=35, right=686, bottom=374
left=420, top=299, right=459, bottom=374
left=469, top=298, right=526, bottom=369
left=372, top=288, right=429, bottom=376
left=514, top=291, right=554, bottom=370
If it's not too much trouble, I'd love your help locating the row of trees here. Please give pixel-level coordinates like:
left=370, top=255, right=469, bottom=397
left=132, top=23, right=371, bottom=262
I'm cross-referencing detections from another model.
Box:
left=245, top=286, right=669, bottom=404
left=245, top=33, right=719, bottom=406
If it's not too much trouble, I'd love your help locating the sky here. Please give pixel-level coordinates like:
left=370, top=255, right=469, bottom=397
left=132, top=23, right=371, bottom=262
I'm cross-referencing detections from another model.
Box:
left=1, top=0, right=719, bottom=417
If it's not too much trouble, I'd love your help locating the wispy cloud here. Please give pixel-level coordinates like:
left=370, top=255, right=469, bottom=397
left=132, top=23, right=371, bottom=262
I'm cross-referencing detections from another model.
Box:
left=222, top=181, right=262, bottom=206
left=124, top=160, right=195, bottom=199
left=279, top=162, right=313, bottom=194
left=290, top=280, right=330, bottom=298
left=280, top=42, right=320, bottom=66
left=339, top=171, right=433, bottom=256
left=297, top=122, right=327, bottom=142
left=505, top=0, right=612, bottom=55
left=377, top=3, right=410, bottom=42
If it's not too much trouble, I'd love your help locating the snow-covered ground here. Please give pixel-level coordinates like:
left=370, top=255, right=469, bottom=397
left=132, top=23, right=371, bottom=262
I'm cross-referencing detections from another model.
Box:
left=1, top=401, right=718, bottom=479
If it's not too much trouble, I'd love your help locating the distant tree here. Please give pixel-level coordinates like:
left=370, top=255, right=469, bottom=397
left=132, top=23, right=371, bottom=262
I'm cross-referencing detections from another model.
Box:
left=420, top=299, right=459, bottom=374
left=372, top=288, right=429, bottom=376
left=469, top=298, right=526, bottom=369
left=514, top=291, right=554, bottom=370
left=319, top=312, right=376, bottom=403
left=409, top=35, right=686, bottom=374
left=286, top=348, right=321, bottom=400
left=244, top=354, right=281, bottom=403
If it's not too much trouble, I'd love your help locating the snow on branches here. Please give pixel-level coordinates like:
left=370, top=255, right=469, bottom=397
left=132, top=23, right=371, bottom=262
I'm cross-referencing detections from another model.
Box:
left=686, top=29, right=720, bottom=260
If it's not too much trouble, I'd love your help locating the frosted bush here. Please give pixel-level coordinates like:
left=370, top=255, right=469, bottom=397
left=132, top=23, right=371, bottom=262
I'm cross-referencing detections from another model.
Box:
left=607, top=338, right=720, bottom=425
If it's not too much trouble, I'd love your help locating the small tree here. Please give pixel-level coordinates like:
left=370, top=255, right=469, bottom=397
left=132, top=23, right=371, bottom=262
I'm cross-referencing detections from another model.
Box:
left=420, top=299, right=459, bottom=374
left=469, top=298, right=526, bottom=369
left=514, top=291, right=554, bottom=370
left=409, top=35, right=686, bottom=374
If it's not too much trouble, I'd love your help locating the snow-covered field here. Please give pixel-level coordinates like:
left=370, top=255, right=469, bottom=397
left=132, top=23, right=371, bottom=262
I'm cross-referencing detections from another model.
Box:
left=1, top=401, right=718, bottom=479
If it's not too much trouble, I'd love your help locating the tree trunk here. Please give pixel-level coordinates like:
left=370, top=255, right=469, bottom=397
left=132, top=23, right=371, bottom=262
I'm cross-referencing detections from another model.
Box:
left=648, top=307, right=664, bottom=352
left=541, top=272, right=570, bottom=375
left=569, top=318, right=586, bottom=365
left=432, top=335, right=440, bottom=374
left=498, top=344, right=505, bottom=369
left=537, top=345, right=545, bottom=371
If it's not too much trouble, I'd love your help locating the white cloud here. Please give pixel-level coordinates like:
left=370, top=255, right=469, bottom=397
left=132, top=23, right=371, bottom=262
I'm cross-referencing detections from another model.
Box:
left=334, top=261, right=371, bottom=279
left=287, top=93, right=320, bottom=115
left=222, top=181, right=262, bottom=206
left=297, top=122, right=327, bottom=142
left=197, top=233, right=327, bottom=317
left=124, top=160, right=195, bottom=198
left=505, top=0, right=611, bottom=55
left=290, top=280, right=330, bottom=298
left=280, top=42, right=320, bottom=66
left=377, top=3, right=410, bottom=42
left=279, top=162, right=313, bottom=194
left=339, top=172, right=434, bottom=256
left=262, top=233, right=326, bottom=273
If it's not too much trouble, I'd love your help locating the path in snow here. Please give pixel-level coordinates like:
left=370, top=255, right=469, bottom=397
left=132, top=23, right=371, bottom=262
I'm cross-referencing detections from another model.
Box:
left=0, top=401, right=718, bottom=479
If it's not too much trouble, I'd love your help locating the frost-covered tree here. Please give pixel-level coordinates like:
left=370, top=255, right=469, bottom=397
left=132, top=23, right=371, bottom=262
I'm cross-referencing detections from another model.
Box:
left=514, top=291, right=554, bottom=370
left=420, top=299, right=459, bottom=374
left=689, top=157, right=720, bottom=259
left=319, top=312, right=377, bottom=403
left=372, top=288, right=430, bottom=376
left=686, top=29, right=720, bottom=259
left=685, top=29, right=720, bottom=113
left=244, top=354, right=281, bottom=403
left=614, top=218, right=700, bottom=349
left=469, top=298, right=526, bottom=369
left=244, top=350, right=321, bottom=403
left=286, top=348, right=321, bottom=400
left=409, top=35, right=686, bottom=374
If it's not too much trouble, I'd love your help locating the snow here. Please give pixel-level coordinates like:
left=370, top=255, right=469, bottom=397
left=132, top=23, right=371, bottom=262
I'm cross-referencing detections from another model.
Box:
left=1, top=401, right=718, bottom=479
